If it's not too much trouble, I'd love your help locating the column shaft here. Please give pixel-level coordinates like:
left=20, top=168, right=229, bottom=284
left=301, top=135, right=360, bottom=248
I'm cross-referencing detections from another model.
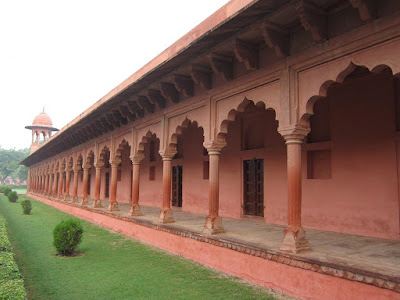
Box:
left=280, top=139, right=310, bottom=253
left=158, top=157, right=174, bottom=223
left=57, top=172, right=63, bottom=199
left=93, top=167, right=102, bottom=208
left=130, top=163, right=142, bottom=216
left=108, top=164, right=119, bottom=211
left=81, top=168, right=89, bottom=205
left=64, top=171, right=70, bottom=200
left=203, top=151, right=224, bottom=234
left=72, top=170, right=79, bottom=203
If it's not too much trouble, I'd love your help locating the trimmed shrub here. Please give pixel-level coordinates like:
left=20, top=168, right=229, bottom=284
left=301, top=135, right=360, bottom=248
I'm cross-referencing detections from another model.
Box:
left=53, top=219, right=83, bottom=256
left=21, top=200, right=32, bottom=215
left=2, top=187, right=12, bottom=196
left=8, top=191, right=18, bottom=203
left=0, top=214, right=27, bottom=299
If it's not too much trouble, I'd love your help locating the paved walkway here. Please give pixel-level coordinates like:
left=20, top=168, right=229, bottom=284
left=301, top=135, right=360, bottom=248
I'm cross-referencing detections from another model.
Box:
left=75, top=198, right=400, bottom=280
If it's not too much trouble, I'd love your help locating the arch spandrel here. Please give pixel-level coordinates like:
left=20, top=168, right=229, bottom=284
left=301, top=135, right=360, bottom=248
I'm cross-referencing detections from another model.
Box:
left=298, top=38, right=400, bottom=126
left=166, top=106, right=208, bottom=148
left=114, top=132, right=133, bottom=154
left=214, top=81, right=281, bottom=143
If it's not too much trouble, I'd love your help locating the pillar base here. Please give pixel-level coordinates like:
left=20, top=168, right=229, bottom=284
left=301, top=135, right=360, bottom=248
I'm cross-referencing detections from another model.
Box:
left=71, top=197, right=78, bottom=203
left=93, top=199, right=103, bottom=208
left=130, top=204, right=143, bottom=216
left=108, top=202, right=119, bottom=211
left=279, top=226, right=311, bottom=253
left=81, top=197, right=89, bottom=206
left=63, top=195, right=70, bottom=201
left=203, top=215, right=224, bottom=235
left=158, top=208, right=174, bottom=224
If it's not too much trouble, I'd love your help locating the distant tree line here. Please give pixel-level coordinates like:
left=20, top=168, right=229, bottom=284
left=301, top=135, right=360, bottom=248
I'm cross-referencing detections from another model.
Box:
left=0, top=148, right=29, bottom=184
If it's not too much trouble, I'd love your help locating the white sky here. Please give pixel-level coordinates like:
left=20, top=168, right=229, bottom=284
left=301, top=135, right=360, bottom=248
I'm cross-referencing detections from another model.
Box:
left=0, top=0, right=230, bottom=150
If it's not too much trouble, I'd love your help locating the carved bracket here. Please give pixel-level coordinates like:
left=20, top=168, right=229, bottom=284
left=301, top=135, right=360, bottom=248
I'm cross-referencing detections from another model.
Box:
left=138, top=96, right=155, bottom=113
left=262, top=22, right=289, bottom=58
left=209, top=53, right=233, bottom=82
left=296, top=1, right=327, bottom=42
left=119, top=105, right=136, bottom=122
left=233, top=39, right=258, bottom=70
left=173, top=75, right=194, bottom=97
left=113, top=110, right=128, bottom=125
left=128, top=100, right=144, bottom=118
left=190, top=65, right=212, bottom=89
left=147, top=89, right=166, bottom=109
left=160, top=82, right=179, bottom=104
left=349, top=0, right=376, bottom=22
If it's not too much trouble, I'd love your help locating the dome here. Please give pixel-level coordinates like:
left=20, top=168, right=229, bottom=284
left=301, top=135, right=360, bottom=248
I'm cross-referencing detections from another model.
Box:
left=32, top=111, right=53, bottom=127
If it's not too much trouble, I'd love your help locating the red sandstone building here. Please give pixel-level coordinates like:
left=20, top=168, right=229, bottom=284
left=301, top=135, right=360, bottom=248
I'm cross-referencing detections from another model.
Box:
left=22, top=1, right=400, bottom=299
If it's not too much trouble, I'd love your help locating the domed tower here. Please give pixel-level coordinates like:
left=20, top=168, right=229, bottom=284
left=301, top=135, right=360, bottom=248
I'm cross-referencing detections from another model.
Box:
left=25, top=109, right=59, bottom=153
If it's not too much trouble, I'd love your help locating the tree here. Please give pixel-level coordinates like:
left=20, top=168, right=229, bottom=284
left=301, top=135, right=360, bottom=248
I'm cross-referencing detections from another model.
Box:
left=0, top=148, right=29, bottom=184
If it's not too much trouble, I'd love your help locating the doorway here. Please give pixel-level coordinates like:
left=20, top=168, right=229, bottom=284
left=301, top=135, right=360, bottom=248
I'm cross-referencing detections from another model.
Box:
left=243, top=159, right=264, bottom=217
left=172, top=166, right=183, bottom=207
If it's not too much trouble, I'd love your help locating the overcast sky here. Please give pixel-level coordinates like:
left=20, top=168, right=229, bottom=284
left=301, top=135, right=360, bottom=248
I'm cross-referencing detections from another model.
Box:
left=0, top=0, right=230, bottom=150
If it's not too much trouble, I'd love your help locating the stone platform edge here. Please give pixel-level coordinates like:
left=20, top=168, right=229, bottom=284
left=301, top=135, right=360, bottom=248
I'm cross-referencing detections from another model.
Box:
left=28, top=193, right=400, bottom=299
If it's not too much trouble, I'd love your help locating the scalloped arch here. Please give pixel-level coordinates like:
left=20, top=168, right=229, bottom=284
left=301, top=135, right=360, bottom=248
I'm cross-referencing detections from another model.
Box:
left=300, top=62, right=395, bottom=126
left=217, top=98, right=279, bottom=144
left=168, top=118, right=204, bottom=155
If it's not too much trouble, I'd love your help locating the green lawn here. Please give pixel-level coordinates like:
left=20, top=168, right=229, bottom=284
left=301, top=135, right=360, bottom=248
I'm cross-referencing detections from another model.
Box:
left=0, top=195, right=275, bottom=300
left=11, top=189, right=27, bottom=195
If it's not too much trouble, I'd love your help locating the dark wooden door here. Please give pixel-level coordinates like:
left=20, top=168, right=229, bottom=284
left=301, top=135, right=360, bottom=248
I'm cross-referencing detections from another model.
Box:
left=172, top=166, right=183, bottom=207
left=243, top=159, right=264, bottom=216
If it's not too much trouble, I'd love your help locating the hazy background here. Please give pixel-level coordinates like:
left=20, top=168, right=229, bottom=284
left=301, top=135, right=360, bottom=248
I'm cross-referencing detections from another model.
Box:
left=0, top=0, right=230, bottom=149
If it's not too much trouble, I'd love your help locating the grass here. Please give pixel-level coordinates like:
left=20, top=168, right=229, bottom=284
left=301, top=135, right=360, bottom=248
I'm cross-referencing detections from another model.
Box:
left=0, top=195, right=276, bottom=300
left=12, top=189, right=27, bottom=195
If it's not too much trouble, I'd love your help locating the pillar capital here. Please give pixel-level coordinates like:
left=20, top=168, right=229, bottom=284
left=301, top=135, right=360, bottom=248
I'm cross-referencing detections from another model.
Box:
left=278, top=125, right=310, bottom=144
left=130, top=155, right=144, bottom=165
left=203, top=141, right=226, bottom=155
left=109, top=159, right=121, bottom=167
left=94, top=162, right=104, bottom=169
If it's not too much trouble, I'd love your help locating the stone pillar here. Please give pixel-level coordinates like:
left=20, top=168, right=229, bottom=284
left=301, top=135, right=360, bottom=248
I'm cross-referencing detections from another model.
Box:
left=57, top=171, right=63, bottom=199
left=93, top=163, right=103, bottom=208
left=279, top=128, right=311, bottom=253
left=81, top=167, right=90, bottom=206
left=203, top=142, right=225, bottom=234
left=108, top=160, right=120, bottom=211
left=158, top=154, right=175, bottom=223
left=52, top=172, right=58, bottom=198
left=130, top=156, right=144, bottom=216
left=72, top=168, right=79, bottom=203
left=44, top=174, right=48, bottom=195
left=64, top=169, right=71, bottom=201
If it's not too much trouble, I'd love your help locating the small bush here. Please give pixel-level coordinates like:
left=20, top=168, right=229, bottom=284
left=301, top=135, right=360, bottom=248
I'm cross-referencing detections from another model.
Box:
left=53, top=219, right=83, bottom=256
left=2, top=187, right=12, bottom=196
left=21, top=200, right=32, bottom=215
left=7, top=191, right=18, bottom=203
